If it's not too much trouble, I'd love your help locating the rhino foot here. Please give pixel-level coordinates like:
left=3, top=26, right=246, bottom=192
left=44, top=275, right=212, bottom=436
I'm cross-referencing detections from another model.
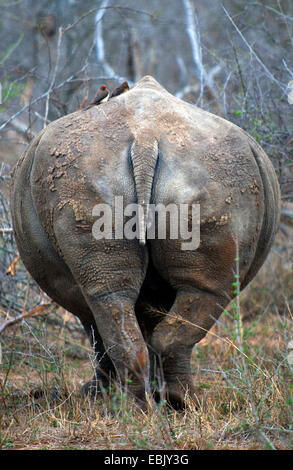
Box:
left=165, top=381, right=198, bottom=410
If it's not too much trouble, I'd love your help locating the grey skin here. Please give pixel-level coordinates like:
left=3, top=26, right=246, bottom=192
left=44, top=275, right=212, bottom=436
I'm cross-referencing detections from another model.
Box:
left=10, top=76, right=280, bottom=408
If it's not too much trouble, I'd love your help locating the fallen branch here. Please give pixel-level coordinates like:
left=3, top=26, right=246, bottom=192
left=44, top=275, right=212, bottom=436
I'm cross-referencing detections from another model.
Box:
left=0, top=304, right=52, bottom=335
left=6, top=255, right=20, bottom=276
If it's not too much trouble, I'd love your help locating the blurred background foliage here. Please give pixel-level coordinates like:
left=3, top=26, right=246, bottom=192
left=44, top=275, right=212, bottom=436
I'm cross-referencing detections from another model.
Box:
left=0, top=0, right=292, bottom=186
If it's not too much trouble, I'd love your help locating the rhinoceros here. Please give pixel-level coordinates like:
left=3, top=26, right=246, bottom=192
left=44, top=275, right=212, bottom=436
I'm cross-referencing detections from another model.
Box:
left=10, top=76, right=280, bottom=408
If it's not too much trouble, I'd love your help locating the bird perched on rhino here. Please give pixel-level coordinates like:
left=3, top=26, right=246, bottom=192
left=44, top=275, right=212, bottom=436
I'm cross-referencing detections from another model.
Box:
left=110, top=81, right=130, bottom=99
left=84, top=85, right=110, bottom=110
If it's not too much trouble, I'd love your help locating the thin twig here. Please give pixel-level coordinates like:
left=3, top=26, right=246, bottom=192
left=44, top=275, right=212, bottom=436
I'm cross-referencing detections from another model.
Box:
left=222, top=5, right=286, bottom=91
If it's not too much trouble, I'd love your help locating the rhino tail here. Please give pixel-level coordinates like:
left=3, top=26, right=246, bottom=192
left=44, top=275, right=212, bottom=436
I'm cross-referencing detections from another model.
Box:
left=130, top=138, right=159, bottom=245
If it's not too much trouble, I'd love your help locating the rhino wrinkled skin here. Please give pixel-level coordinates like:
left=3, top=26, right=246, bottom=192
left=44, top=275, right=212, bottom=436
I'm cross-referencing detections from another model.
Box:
left=10, top=76, right=280, bottom=408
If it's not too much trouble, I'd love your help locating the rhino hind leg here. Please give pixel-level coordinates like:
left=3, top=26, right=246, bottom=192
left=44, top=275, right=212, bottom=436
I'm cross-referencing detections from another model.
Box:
left=135, top=255, right=176, bottom=394
left=82, top=292, right=151, bottom=401
left=150, top=287, right=228, bottom=409
left=53, top=208, right=150, bottom=401
left=11, top=169, right=115, bottom=397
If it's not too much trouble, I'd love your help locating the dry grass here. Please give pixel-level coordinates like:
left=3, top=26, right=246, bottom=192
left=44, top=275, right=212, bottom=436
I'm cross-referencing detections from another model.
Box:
left=0, top=297, right=292, bottom=450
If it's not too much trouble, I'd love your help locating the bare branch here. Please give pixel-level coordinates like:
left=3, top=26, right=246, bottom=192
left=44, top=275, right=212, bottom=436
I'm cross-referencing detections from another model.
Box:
left=94, top=1, right=131, bottom=83
left=222, top=4, right=287, bottom=91
left=94, top=0, right=116, bottom=78
left=180, top=0, right=221, bottom=112
left=283, top=59, right=293, bottom=79
left=6, top=255, right=20, bottom=276
left=0, top=304, right=51, bottom=335
left=43, top=27, right=63, bottom=128
left=63, top=5, right=155, bottom=34
left=182, top=0, right=207, bottom=98
left=246, top=2, right=293, bottom=22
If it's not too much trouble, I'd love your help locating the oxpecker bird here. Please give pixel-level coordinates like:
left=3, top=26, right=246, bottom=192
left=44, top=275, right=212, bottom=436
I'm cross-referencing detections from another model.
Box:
left=84, top=85, right=110, bottom=110
left=110, top=81, right=130, bottom=98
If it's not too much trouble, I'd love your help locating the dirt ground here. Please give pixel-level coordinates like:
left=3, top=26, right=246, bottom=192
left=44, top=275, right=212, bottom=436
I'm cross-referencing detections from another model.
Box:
left=1, top=297, right=292, bottom=450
